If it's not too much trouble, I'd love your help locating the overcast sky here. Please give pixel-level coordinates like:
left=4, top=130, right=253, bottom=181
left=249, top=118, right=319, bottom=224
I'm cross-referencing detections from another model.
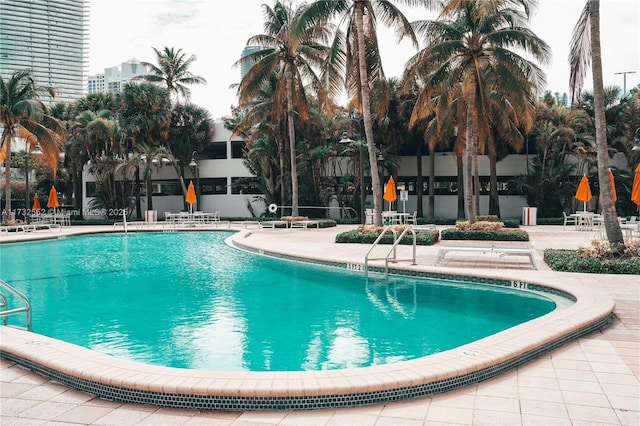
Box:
left=89, top=0, right=639, bottom=120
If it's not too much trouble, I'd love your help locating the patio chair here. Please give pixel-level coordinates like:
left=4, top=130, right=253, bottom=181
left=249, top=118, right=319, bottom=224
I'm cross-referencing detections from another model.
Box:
left=562, top=212, right=576, bottom=230
left=406, top=211, right=417, bottom=225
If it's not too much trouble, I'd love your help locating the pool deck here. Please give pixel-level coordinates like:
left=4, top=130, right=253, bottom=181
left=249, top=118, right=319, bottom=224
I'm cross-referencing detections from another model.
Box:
left=1, top=224, right=638, bottom=425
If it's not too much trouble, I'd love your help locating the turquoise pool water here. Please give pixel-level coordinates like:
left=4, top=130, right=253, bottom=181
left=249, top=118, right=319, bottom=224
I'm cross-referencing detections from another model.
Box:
left=1, top=232, right=555, bottom=371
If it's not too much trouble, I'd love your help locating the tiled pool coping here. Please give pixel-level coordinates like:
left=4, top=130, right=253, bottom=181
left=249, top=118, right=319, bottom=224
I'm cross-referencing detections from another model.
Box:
left=0, top=231, right=615, bottom=411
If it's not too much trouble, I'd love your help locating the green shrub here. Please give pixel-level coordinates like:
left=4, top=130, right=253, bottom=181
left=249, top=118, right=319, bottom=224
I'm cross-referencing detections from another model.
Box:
left=500, top=219, right=521, bottom=228
left=440, top=228, right=529, bottom=241
left=335, top=227, right=439, bottom=245
left=544, top=249, right=640, bottom=274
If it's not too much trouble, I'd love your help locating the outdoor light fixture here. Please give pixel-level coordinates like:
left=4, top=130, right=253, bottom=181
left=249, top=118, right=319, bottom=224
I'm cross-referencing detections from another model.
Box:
left=189, top=151, right=199, bottom=211
left=632, top=128, right=640, bottom=151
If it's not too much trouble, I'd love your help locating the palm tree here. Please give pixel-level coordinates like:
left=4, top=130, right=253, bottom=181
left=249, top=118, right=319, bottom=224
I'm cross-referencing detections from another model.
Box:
left=1, top=69, right=65, bottom=218
left=135, top=46, right=207, bottom=104
left=301, top=0, right=422, bottom=225
left=236, top=1, right=331, bottom=216
left=119, top=83, right=171, bottom=217
left=569, top=0, right=625, bottom=254
left=404, top=0, right=549, bottom=223
left=167, top=103, right=213, bottom=197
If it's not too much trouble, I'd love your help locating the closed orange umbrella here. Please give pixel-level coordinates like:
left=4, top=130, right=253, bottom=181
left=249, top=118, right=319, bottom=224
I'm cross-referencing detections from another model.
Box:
left=185, top=181, right=197, bottom=213
left=47, top=186, right=59, bottom=209
left=631, top=163, right=640, bottom=209
left=32, top=193, right=41, bottom=210
left=609, top=169, right=617, bottom=202
left=574, top=175, right=592, bottom=211
left=383, top=176, right=397, bottom=211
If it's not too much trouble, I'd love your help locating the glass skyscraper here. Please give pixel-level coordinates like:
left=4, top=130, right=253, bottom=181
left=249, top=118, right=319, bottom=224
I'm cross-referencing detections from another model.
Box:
left=0, top=0, right=88, bottom=104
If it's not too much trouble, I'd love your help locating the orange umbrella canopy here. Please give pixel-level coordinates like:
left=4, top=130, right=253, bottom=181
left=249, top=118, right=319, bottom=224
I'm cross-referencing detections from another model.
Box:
left=574, top=175, right=592, bottom=202
left=632, top=163, right=640, bottom=207
left=185, top=181, right=197, bottom=205
left=32, top=193, right=41, bottom=210
left=609, top=169, right=617, bottom=202
left=383, top=176, right=397, bottom=203
left=47, top=186, right=59, bottom=209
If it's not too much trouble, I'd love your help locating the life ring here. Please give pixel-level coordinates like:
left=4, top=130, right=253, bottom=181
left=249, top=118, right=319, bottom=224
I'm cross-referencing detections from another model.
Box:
left=268, top=203, right=278, bottom=214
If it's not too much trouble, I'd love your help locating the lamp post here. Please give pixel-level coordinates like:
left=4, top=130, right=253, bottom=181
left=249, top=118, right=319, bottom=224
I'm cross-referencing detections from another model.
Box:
left=339, top=132, right=365, bottom=224
left=189, top=151, right=200, bottom=211
left=25, top=142, right=43, bottom=223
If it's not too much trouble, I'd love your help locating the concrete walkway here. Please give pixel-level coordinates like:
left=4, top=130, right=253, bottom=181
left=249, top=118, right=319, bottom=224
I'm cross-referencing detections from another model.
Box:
left=1, top=224, right=638, bottom=425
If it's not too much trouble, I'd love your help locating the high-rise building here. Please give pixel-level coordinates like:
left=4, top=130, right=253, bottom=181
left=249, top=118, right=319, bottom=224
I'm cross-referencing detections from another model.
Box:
left=87, top=58, right=148, bottom=94
left=0, top=0, right=88, bottom=104
left=240, top=46, right=260, bottom=79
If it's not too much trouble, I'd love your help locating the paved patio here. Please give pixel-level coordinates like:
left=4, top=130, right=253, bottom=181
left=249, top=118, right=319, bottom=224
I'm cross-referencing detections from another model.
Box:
left=1, top=224, right=638, bottom=425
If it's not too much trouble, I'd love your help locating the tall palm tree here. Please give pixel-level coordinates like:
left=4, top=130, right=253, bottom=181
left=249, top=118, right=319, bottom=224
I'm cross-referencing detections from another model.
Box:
left=1, top=69, right=65, bottom=217
left=135, top=46, right=207, bottom=104
left=301, top=0, right=422, bottom=225
left=236, top=1, right=331, bottom=216
left=569, top=0, right=625, bottom=254
left=404, top=0, right=549, bottom=222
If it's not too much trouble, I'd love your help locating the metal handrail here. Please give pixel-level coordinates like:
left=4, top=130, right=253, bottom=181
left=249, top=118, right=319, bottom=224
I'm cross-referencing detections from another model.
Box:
left=382, top=227, right=417, bottom=276
left=364, top=226, right=397, bottom=277
left=364, top=226, right=417, bottom=278
left=0, top=279, right=31, bottom=331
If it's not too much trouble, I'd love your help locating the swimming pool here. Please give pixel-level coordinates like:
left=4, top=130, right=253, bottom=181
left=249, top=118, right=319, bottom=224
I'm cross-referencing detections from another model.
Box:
left=0, top=228, right=614, bottom=411
left=1, top=232, right=555, bottom=371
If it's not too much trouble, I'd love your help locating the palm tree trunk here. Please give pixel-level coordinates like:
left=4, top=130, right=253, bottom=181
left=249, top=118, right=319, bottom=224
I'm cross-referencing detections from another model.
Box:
left=589, top=0, right=625, bottom=253
left=465, top=76, right=477, bottom=223
left=285, top=67, right=299, bottom=217
left=355, top=3, right=382, bottom=226
left=275, top=135, right=286, bottom=209
left=489, top=151, right=500, bottom=216
left=135, top=166, right=142, bottom=219
left=3, top=137, right=12, bottom=220
left=428, top=146, right=435, bottom=218
left=456, top=153, right=465, bottom=219
left=473, top=145, right=480, bottom=216
left=146, top=174, right=153, bottom=211
left=416, top=142, right=424, bottom=217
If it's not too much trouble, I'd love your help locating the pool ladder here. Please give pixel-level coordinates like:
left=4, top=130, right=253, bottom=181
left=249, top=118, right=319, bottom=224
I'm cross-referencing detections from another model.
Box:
left=364, top=226, right=417, bottom=277
left=0, top=280, right=32, bottom=331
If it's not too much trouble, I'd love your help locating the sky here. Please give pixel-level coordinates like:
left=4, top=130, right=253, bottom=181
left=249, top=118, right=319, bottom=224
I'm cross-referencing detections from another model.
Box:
left=89, top=0, right=639, bottom=120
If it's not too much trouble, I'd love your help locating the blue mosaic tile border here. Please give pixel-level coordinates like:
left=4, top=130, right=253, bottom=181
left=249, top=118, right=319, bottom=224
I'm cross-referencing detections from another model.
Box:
left=231, top=240, right=577, bottom=302
left=0, top=312, right=611, bottom=411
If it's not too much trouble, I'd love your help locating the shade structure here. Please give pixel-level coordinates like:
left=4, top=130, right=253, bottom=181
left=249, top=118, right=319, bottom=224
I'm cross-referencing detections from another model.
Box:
left=32, top=193, right=41, bottom=210
left=574, top=175, right=592, bottom=211
left=47, top=186, right=59, bottom=209
left=632, top=163, right=640, bottom=209
left=609, top=169, right=617, bottom=202
left=383, top=176, right=397, bottom=211
left=185, top=181, right=197, bottom=213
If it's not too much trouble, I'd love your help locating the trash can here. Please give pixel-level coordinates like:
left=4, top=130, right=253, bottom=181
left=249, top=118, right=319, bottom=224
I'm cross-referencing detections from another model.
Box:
left=522, top=207, right=537, bottom=226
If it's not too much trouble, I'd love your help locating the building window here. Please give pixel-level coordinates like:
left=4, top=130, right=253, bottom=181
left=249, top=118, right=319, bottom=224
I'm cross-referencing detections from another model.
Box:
left=85, top=181, right=98, bottom=197
left=150, top=180, right=182, bottom=196
left=200, top=178, right=227, bottom=195
left=231, top=177, right=262, bottom=194
left=200, top=142, right=226, bottom=159
left=231, top=141, right=246, bottom=159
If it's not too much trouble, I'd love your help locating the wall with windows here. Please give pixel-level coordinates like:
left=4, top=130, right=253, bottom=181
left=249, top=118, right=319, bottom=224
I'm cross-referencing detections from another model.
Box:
left=81, top=122, right=265, bottom=219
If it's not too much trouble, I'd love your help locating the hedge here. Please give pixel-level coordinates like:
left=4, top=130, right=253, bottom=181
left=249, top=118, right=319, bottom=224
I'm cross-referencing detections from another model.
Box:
left=440, top=228, right=529, bottom=241
left=544, top=249, right=640, bottom=274
left=335, top=229, right=439, bottom=245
